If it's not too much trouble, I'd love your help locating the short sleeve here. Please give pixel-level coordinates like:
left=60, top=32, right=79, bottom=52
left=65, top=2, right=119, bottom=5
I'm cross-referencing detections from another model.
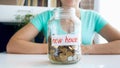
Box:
left=30, top=10, right=53, bottom=32
left=94, top=12, right=108, bottom=33
left=30, top=14, right=43, bottom=31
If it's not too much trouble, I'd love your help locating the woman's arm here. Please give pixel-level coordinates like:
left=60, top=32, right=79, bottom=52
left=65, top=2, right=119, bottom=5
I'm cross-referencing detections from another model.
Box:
left=7, top=23, right=48, bottom=54
left=82, top=24, right=120, bottom=54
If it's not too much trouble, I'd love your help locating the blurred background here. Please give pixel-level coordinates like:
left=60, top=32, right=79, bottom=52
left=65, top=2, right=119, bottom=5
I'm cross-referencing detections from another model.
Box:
left=0, top=0, right=120, bottom=52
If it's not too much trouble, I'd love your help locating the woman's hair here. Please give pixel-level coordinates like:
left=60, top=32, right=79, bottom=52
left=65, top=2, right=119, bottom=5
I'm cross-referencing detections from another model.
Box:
left=57, top=0, right=62, bottom=7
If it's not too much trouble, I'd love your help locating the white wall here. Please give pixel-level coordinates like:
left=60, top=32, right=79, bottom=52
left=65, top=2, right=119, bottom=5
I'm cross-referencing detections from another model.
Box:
left=94, top=0, right=99, bottom=11
left=97, top=0, right=120, bottom=31
left=94, top=0, right=120, bottom=43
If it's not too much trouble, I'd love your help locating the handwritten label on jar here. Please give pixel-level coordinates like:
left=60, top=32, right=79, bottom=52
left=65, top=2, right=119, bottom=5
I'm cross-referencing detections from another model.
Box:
left=52, top=34, right=81, bottom=46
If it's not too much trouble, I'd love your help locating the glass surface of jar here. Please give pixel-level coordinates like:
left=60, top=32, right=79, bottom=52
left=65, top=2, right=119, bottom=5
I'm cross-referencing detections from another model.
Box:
left=48, top=8, right=82, bottom=64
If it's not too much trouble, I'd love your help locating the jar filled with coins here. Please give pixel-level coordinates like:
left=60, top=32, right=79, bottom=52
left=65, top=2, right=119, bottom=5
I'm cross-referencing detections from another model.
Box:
left=48, top=8, right=82, bottom=64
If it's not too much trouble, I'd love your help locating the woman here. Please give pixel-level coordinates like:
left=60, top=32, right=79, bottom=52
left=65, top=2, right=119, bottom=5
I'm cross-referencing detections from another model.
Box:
left=7, top=0, right=120, bottom=54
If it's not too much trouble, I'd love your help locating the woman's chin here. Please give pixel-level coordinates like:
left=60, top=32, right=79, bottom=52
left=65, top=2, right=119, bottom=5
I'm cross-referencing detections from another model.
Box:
left=63, top=5, right=75, bottom=8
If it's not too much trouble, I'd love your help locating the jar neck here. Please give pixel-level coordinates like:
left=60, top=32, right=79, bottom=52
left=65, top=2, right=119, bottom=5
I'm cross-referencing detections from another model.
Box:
left=53, top=8, right=76, bottom=19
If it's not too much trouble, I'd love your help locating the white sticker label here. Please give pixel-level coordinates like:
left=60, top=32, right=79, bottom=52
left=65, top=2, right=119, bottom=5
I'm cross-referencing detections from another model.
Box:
left=52, top=34, right=81, bottom=46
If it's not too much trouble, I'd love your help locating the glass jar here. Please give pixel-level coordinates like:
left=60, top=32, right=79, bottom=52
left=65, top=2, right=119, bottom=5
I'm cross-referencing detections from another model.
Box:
left=48, top=8, right=82, bottom=64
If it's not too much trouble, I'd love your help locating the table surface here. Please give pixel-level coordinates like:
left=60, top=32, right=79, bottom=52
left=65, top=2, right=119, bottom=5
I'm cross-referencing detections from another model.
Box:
left=0, top=53, right=120, bottom=68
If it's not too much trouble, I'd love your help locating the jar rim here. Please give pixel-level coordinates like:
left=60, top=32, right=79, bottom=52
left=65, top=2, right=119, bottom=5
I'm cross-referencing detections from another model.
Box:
left=54, top=7, right=75, bottom=13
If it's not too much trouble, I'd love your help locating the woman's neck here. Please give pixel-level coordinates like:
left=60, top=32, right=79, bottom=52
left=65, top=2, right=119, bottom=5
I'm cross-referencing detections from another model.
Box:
left=76, top=9, right=81, bottom=19
left=74, top=7, right=81, bottom=19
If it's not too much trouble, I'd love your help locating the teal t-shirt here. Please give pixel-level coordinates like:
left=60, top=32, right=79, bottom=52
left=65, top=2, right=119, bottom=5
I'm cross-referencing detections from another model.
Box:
left=30, top=9, right=108, bottom=45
